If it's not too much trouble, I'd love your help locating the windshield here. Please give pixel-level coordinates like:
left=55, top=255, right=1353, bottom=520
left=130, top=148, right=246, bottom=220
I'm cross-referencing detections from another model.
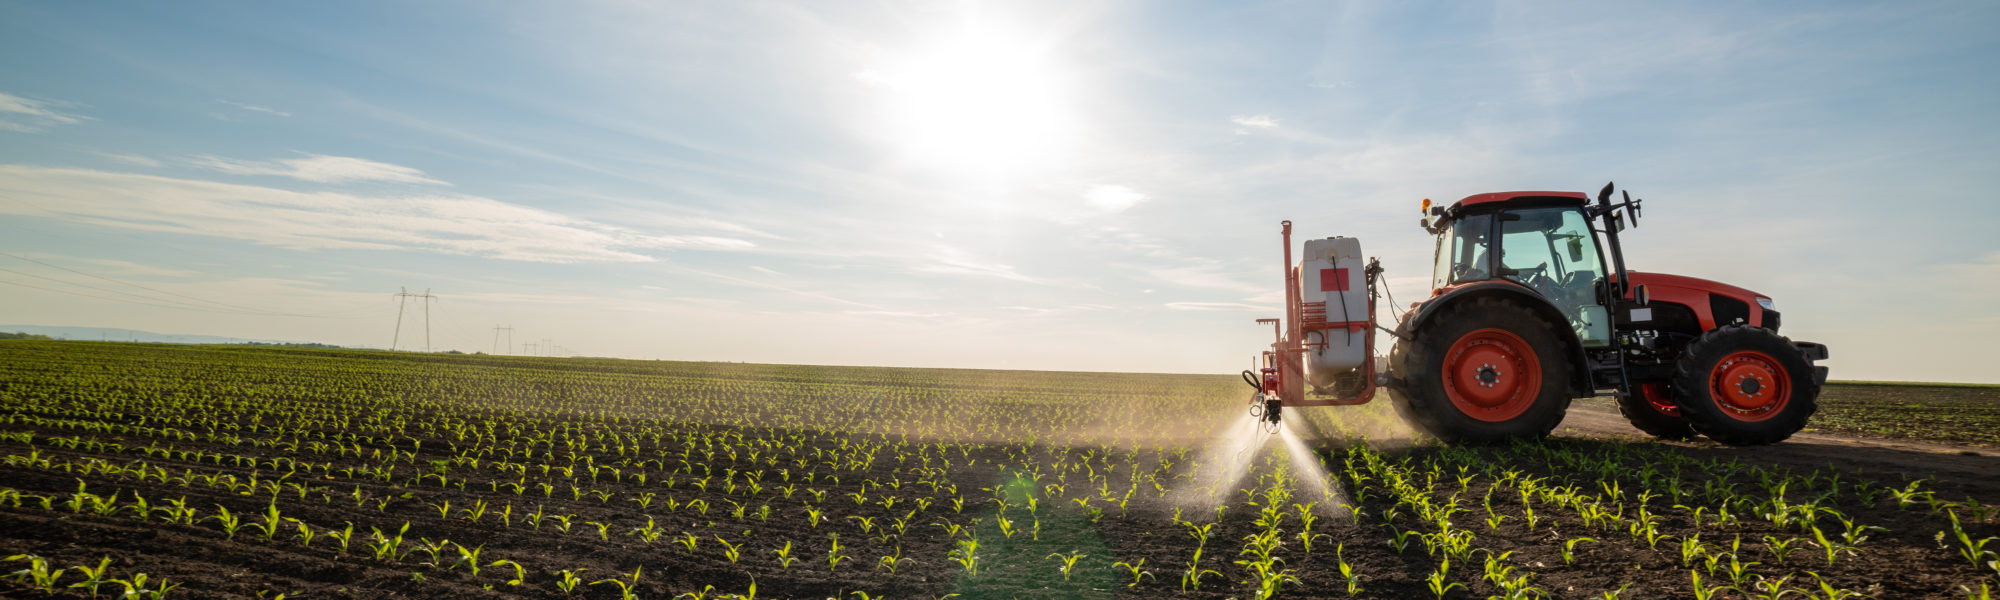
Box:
left=1430, top=213, right=1494, bottom=291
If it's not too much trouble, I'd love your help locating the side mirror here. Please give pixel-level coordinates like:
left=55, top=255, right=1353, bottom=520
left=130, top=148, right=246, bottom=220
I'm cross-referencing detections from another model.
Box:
left=1567, top=238, right=1584, bottom=262
left=1633, top=284, right=1650, bottom=305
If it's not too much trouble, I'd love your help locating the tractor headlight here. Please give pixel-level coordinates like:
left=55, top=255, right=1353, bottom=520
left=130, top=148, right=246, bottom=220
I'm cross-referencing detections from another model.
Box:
left=1755, top=296, right=1775, bottom=310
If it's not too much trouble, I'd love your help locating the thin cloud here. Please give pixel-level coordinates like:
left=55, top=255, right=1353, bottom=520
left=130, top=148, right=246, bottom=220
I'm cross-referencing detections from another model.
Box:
left=67, top=257, right=197, bottom=278
left=1084, top=184, right=1147, bottom=213
left=996, top=304, right=1115, bottom=317
left=1166, top=301, right=1269, bottom=311
left=1230, top=114, right=1278, bottom=128
left=195, top=154, right=450, bottom=186
left=220, top=100, right=292, bottom=117
left=0, top=92, right=87, bottom=133
left=917, top=256, right=1043, bottom=284
left=1145, top=262, right=1264, bottom=295
left=841, top=309, right=956, bottom=320
left=0, top=165, right=754, bottom=263
left=93, top=152, right=162, bottom=168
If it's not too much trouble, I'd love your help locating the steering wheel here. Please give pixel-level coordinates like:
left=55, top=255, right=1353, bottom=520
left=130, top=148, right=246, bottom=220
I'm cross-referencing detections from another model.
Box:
left=1519, top=262, right=1559, bottom=297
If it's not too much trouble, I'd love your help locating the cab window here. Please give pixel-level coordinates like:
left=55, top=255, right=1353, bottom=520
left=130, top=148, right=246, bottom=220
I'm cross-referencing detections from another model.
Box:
left=1431, top=213, right=1493, bottom=290
left=1499, top=207, right=1609, bottom=346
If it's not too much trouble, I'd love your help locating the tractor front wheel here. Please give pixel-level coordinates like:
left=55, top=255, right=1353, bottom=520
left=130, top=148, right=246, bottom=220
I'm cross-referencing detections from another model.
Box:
left=1616, top=382, right=1696, bottom=440
left=1390, top=297, right=1572, bottom=444
left=1671, top=325, right=1819, bottom=445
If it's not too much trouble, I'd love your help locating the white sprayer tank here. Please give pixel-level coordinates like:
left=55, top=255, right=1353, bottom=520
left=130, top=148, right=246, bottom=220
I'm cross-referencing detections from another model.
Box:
left=1299, top=236, right=1369, bottom=388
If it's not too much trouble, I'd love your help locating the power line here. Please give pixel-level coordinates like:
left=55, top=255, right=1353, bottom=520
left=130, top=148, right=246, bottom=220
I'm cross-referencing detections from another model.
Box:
left=0, top=266, right=209, bottom=308
left=0, top=251, right=353, bottom=318
left=0, top=278, right=289, bottom=315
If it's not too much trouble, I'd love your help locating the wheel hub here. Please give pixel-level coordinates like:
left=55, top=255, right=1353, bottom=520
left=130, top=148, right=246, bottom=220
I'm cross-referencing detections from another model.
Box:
left=1476, top=364, right=1500, bottom=387
left=1709, top=350, right=1791, bottom=422
left=1441, top=328, right=1543, bottom=423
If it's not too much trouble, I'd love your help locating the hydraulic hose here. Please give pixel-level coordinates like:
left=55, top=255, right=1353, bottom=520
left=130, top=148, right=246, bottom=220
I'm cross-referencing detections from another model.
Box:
left=1241, top=369, right=1262, bottom=390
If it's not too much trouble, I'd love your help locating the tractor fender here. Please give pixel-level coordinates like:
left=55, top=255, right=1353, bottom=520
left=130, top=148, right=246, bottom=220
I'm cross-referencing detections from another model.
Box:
left=1394, top=281, right=1594, bottom=396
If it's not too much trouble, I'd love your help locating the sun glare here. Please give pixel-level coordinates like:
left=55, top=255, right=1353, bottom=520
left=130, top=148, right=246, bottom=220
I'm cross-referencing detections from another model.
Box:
left=860, top=24, right=1075, bottom=180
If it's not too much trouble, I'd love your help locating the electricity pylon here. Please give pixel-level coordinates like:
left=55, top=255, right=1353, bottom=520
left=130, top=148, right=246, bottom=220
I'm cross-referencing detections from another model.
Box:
left=391, top=287, right=437, bottom=351
left=492, top=325, right=514, bottom=354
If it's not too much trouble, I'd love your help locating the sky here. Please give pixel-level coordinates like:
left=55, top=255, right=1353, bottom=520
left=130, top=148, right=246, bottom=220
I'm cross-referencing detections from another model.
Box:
left=1, top=1, right=1997, bottom=382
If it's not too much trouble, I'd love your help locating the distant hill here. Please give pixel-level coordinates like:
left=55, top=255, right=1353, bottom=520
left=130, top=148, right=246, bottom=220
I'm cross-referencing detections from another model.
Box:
left=0, top=325, right=343, bottom=348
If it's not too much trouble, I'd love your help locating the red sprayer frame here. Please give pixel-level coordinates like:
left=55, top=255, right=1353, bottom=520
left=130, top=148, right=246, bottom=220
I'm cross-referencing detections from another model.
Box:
left=1263, top=220, right=1377, bottom=408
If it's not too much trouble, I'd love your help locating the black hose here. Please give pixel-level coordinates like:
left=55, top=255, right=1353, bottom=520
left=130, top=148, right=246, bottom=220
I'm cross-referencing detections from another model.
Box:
left=1378, top=269, right=1402, bottom=329
left=1332, top=262, right=1354, bottom=352
left=1241, top=369, right=1262, bottom=390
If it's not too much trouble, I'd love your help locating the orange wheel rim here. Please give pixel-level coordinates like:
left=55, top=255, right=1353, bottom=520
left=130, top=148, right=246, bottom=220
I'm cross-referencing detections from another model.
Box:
left=1709, top=350, right=1789, bottom=423
left=1442, top=328, right=1542, bottom=422
left=1640, top=383, right=1680, bottom=417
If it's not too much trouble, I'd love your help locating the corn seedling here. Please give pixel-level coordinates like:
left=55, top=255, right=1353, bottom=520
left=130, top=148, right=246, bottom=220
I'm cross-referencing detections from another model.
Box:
left=715, top=536, right=744, bottom=563
left=1335, top=544, right=1363, bottom=596
left=1112, top=558, right=1154, bottom=587
left=590, top=566, right=641, bottom=600
left=106, top=573, right=178, bottom=600
left=1763, top=535, right=1803, bottom=564
left=211, top=505, right=244, bottom=539
left=949, top=538, right=978, bottom=576
left=1046, top=550, right=1085, bottom=581
left=828, top=534, right=851, bottom=571
left=69, top=556, right=114, bottom=597
left=1180, top=546, right=1220, bottom=591
left=451, top=543, right=485, bottom=575
left=1424, top=557, right=1464, bottom=599
left=554, top=568, right=586, bottom=595
left=878, top=547, right=910, bottom=574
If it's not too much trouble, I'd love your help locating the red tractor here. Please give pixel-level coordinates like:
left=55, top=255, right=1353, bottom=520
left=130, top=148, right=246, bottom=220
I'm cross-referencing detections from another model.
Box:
left=1249, top=183, right=1829, bottom=445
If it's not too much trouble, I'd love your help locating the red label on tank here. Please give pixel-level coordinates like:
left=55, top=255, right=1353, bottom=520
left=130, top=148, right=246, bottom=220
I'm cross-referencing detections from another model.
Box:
left=1320, top=267, right=1348, bottom=292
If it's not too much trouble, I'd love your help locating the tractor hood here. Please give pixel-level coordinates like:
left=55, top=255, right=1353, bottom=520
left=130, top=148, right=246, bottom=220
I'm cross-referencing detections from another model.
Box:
left=1618, top=272, right=1764, bottom=303
left=1616, top=271, right=1775, bottom=331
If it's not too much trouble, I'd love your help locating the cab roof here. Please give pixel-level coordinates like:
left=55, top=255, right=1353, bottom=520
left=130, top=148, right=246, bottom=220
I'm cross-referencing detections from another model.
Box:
left=1450, top=191, right=1588, bottom=212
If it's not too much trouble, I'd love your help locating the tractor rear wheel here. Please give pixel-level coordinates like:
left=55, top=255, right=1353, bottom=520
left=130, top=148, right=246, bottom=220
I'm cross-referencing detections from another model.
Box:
left=1390, top=297, right=1572, bottom=444
left=1616, top=382, right=1696, bottom=440
left=1671, top=325, right=1819, bottom=445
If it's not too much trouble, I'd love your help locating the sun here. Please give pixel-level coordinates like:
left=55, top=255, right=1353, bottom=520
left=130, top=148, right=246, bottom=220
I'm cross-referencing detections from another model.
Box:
left=858, top=23, right=1075, bottom=180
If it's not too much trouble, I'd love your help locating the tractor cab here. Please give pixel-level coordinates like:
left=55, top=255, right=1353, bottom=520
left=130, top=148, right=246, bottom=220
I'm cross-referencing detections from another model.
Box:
left=1424, top=193, right=1614, bottom=349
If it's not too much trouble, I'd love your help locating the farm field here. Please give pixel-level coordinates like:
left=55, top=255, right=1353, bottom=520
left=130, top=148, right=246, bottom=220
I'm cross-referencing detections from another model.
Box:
left=1799, top=383, right=2000, bottom=448
left=1, top=341, right=1997, bottom=599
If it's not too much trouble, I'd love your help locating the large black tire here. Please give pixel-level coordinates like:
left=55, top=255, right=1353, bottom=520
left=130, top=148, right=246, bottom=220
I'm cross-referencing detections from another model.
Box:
left=1616, top=382, right=1697, bottom=441
left=1671, top=325, right=1819, bottom=445
left=1389, top=297, right=1573, bottom=444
